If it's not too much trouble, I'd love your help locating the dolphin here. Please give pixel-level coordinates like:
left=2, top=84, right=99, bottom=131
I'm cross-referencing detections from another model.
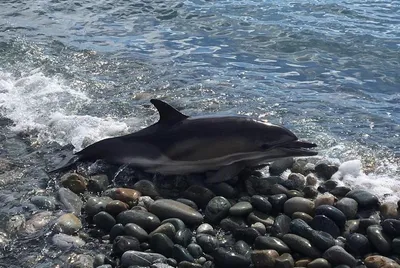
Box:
left=49, top=99, right=318, bottom=183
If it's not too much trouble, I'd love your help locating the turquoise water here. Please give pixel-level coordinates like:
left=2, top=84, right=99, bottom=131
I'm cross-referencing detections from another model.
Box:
left=0, top=0, right=399, bottom=265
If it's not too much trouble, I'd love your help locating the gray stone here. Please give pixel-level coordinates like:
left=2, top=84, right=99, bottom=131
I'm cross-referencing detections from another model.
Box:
left=58, top=187, right=83, bottom=215
left=282, top=234, right=321, bottom=259
left=149, top=199, right=203, bottom=225
left=84, top=196, right=113, bottom=217
left=274, top=253, right=294, bottom=268
left=205, top=196, right=231, bottom=224
left=31, top=196, right=57, bottom=210
left=284, top=197, right=315, bottom=216
left=366, top=225, right=392, bottom=254
left=52, top=233, right=85, bottom=249
left=121, top=250, right=167, bottom=267
left=345, top=190, right=379, bottom=209
left=335, top=197, right=358, bottom=219
left=53, top=213, right=82, bottom=234
left=124, top=223, right=149, bottom=242
left=254, top=236, right=291, bottom=254
left=307, top=258, right=331, bottom=268
left=229, top=201, right=253, bottom=216
left=116, top=210, right=160, bottom=232
left=322, top=245, right=356, bottom=267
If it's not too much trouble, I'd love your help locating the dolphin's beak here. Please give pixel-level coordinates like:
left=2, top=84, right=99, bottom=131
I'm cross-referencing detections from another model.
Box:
left=277, top=140, right=318, bottom=157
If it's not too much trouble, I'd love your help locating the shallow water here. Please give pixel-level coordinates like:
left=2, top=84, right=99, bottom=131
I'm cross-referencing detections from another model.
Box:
left=0, top=0, right=399, bottom=266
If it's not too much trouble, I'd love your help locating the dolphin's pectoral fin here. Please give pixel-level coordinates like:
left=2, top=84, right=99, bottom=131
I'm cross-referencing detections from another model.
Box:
left=205, top=162, right=246, bottom=184
left=150, top=99, right=189, bottom=124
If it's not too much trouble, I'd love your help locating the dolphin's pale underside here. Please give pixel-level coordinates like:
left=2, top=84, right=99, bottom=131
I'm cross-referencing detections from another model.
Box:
left=50, top=99, right=318, bottom=183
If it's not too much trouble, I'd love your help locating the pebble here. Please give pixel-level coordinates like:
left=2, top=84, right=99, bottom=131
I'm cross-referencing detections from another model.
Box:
left=392, top=237, right=400, bottom=254
left=31, top=196, right=57, bottom=210
left=104, top=188, right=141, bottom=206
left=315, top=205, right=346, bottom=228
left=284, top=197, right=315, bottom=216
left=149, top=199, right=203, bottom=225
left=205, top=196, right=231, bottom=224
left=380, top=202, right=399, bottom=219
left=6, top=215, right=25, bottom=235
left=233, top=227, right=260, bottom=245
left=68, top=254, right=94, bottom=268
left=178, top=261, right=202, bottom=268
left=282, top=234, right=321, bottom=258
left=150, top=233, right=174, bottom=257
left=196, top=234, right=219, bottom=253
left=110, top=223, right=125, bottom=241
left=138, top=196, right=155, bottom=210
left=113, top=236, right=141, bottom=256
left=162, top=218, right=186, bottom=231
left=306, top=174, right=318, bottom=186
left=213, top=247, right=251, bottom=268
left=310, top=230, right=336, bottom=251
left=251, top=222, right=266, bottom=235
left=174, top=228, right=193, bottom=247
left=229, top=201, right=253, bottom=216
left=93, top=211, right=116, bottom=232
left=303, top=186, right=318, bottom=199
left=269, top=194, right=288, bottom=214
left=23, top=211, right=54, bottom=234
left=314, top=193, right=335, bottom=207
left=84, top=196, right=113, bottom=217
left=284, top=173, right=306, bottom=191
left=269, top=158, right=294, bottom=175
left=121, top=250, right=167, bottom=267
left=251, top=195, right=272, bottom=214
left=105, top=200, right=129, bottom=215
left=60, top=172, right=87, bottom=194
left=176, top=198, right=198, bottom=210
left=322, top=245, right=357, bottom=267
left=247, top=211, right=274, bottom=226
left=274, top=253, right=294, bottom=268
left=366, top=225, right=392, bottom=254
left=346, top=189, right=379, bottom=209
left=124, top=223, right=149, bottom=242
left=187, top=243, right=203, bottom=258
left=364, top=255, right=400, bottom=268
left=335, top=197, right=358, bottom=219
left=52, top=233, right=85, bottom=249
left=172, top=244, right=195, bottom=263
left=315, top=163, right=338, bottom=180
left=209, top=182, right=238, bottom=199
left=220, top=216, right=247, bottom=232
left=292, top=212, right=313, bottom=223
left=234, top=240, right=252, bottom=257
left=133, top=180, right=160, bottom=198
left=251, top=249, right=279, bottom=268
left=197, top=223, right=214, bottom=235
left=58, top=187, right=84, bottom=215
left=345, top=233, right=371, bottom=257
left=381, top=219, right=400, bottom=237
left=53, top=213, right=82, bottom=234
left=271, top=214, right=291, bottom=236
left=149, top=223, right=176, bottom=240
left=116, top=210, right=160, bottom=232
left=330, top=186, right=351, bottom=197
left=295, top=258, right=313, bottom=267
left=310, top=215, right=340, bottom=238
left=182, top=185, right=215, bottom=208
left=307, top=258, right=331, bottom=268
left=87, top=174, right=109, bottom=193
left=254, top=236, right=291, bottom=254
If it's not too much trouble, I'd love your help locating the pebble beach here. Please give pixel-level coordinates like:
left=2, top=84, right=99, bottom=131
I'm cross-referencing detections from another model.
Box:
left=4, top=156, right=400, bottom=268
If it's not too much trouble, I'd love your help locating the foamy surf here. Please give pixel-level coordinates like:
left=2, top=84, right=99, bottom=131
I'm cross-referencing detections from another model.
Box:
left=0, top=70, right=130, bottom=151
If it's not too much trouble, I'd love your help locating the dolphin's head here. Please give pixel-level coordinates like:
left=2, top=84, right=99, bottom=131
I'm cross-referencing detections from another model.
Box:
left=249, top=119, right=318, bottom=158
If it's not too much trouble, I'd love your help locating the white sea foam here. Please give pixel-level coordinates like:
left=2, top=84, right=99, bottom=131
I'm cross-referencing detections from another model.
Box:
left=0, top=70, right=129, bottom=151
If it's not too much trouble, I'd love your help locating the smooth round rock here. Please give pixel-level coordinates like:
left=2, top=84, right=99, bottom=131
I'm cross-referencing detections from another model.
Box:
left=251, top=222, right=266, bottom=235
left=335, top=197, right=358, bottom=219
left=380, top=202, right=399, bottom=219
left=284, top=197, right=315, bottom=216
left=110, top=223, right=125, bottom=241
left=52, top=234, right=85, bottom=249
left=113, top=236, right=140, bottom=256
left=116, top=210, right=160, bottom=232
left=93, top=211, right=116, bottom=232
left=31, top=196, right=57, bottom=210
left=60, top=173, right=87, bottom=194
left=23, top=211, right=54, bottom=235
left=366, top=225, right=392, bottom=254
left=182, top=185, right=215, bottom=208
left=53, top=213, right=82, bottom=235
left=269, top=158, right=294, bottom=175
left=172, top=244, right=194, bottom=263
left=174, top=228, right=193, bottom=247
left=233, top=227, right=260, bottom=245
left=150, top=233, right=174, bottom=257
left=330, top=186, right=351, bottom=197
left=197, top=223, right=214, bottom=235
left=187, top=243, right=203, bottom=259
left=247, top=211, right=274, bottom=226
left=229, top=201, right=253, bottom=216
left=176, top=198, right=198, bottom=210
left=314, top=193, right=335, bottom=207
left=310, top=230, right=336, bottom=251
left=251, top=195, right=272, bottom=214
left=149, top=223, right=176, bottom=240
left=85, top=196, right=113, bottom=217
left=123, top=223, right=149, bottom=242
left=162, top=218, right=186, bottom=231
left=345, top=190, right=379, bottom=209
left=284, top=173, right=306, bottom=190
left=149, top=199, right=203, bottom=225
left=104, top=188, right=141, bottom=206
left=254, top=236, right=291, bottom=254
left=282, top=234, right=321, bottom=258
left=121, top=251, right=167, bottom=267
left=308, top=258, right=331, bottom=268
left=133, top=180, right=159, bottom=198
left=58, top=187, right=84, bottom=215
left=251, top=249, right=279, bottom=268
left=345, top=233, right=371, bottom=257
left=381, top=219, right=400, bottom=237
left=87, top=174, right=109, bottom=193
left=269, top=194, right=287, bottom=213
left=271, top=214, right=291, bottom=236
left=393, top=237, right=400, bottom=254
left=196, top=234, right=219, bottom=253
left=274, top=253, right=294, bottom=268
left=213, top=247, right=251, bottom=268
left=205, top=196, right=231, bottom=224
left=105, top=200, right=129, bottom=215
left=209, top=182, right=238, bottom=199
left=310, top=215, right=340, bottom=238
left=292, top=212, right=313, bottom=223
left=322, top=245, right=356, bottom=267
left=234, top=240, right=252, bottom=257
left=315, top=205, right=346, bottom=228
left=220, top=216, right=247, bottom=233
left=364, top=255, right=400, bottom=268
left=303, top=186, right=318, bottom=199
left=306, top=174, right=318, bottom=186
left=315, top=163, right=338, bottom=180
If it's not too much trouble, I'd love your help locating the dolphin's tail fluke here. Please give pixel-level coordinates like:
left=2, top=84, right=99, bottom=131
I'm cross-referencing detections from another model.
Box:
left=47, top=154, right=81, bottom=173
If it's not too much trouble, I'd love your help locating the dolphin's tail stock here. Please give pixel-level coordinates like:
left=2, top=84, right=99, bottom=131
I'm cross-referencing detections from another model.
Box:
left=47, top=153, right=81, bottom=174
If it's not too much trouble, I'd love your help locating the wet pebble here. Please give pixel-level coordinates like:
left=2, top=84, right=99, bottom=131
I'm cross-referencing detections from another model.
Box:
left=284, top=197, right=315, bottom=216
left=229, top=201, right=253, bottom=216
left=52, top=233, right=85, bottom=249
left=116, top=210, right=160, bottom=232
left=53, top=213, right=82, bottom=234
left=323, top=245, right=356, bottom=267
left=220, top=216, right=247, bottom=233
left=247, top=211, right=274, bottom=226
left=133, top=180, right=160, bottom=198
left=205, top=196, right=231, bottom=224
left=87, top=174, right=109, bottom=193
left=197, top=223, right=214, bottom=235
left=393, top=237, right=400, bottom=254
left=213, top=247, right=251, bottom=268
left=330, top=186, right=351, bottom=197
left=284, top=173, right=306, bottom=191
left=364, top=255, right=400, bottom=268
left=68, top=254, right=94, bottom=268
left=150, top=233, right=174, bottom=257
left=251, top=249, right=279, bottom=268
left=234, top=240, right=252, bottom=257
left=110, top=223, right=125, bottom=241
left=150, top=199, right=203, bottom=225
left=178, top=261, right=202, bottom=268
left=292, top=212, right=313, bottom=223
left=84, top=196, right=113, bottom=217
left=254, top=236, right=291, bottom=254
left=105, top=200, right=129, bottom=215
left=271, top=214, right=291, bottom=236
left=315, top=205, right=346, bottom=228
left=162, top=218, right=186, bottom=231
left=381, top=219, right=400, bottom=237
left=303, top=186, right=318, bottom=199
left=6, top=215, right=25, bottom=235
left=60, top=172, right=87, bottom=194
left=197, top=234, right=219, bottom=253
left=345, top=233, right=371, bottom=257
left=311, top=215, right=340, bottom=238
left=269, top=194, right=287, bottom=214
left=314, top=193, right=335, bottom=207
left=172, top=244, right=195, bottom=263
left=104, top=188, right=141, bottom=206
left=113, top=235, right=140, bottom=256
left=307, top=258, right=331, bottom=268
left=176, top=198, right=198, bottom=210
left=233, top=227, right=260, bottom=245
left=209, top=182, right=238, bottom=199
left=366, top=225, right=392, bottom=254
left=315, top=163, right=338, bottom=180
left=269, top=158, right=294, bottom=175
left=124, top=223, right=149, bottom=242
left=182, top=185, right=215, bottom=209
left=31, top=195, right=57, bottom=210
left=93, top=211, right=116, bottom=232
left=121, top=250, right=167, bottom=267
left=282, top=234, right=321, bottom=259
left=251, top=222, right=266, bottom=235
left=174, top=228, right=193, bottom=247
left=150, top=223, right=176, bottom=240
left=187, top=243, right=203, bottom=258
left=23, top=211, right=54, bottom=234
left=58, top=187, right=83, bottom=215
left=250, top=195, right=272, bottom=214
left=335, top=197, right=358, bottom=219
left=346, top=189, right=379, bottom=209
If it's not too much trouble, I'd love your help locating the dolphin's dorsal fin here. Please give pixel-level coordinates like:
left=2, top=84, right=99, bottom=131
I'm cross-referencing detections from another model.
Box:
left=150, top=99, right=189, bottom=124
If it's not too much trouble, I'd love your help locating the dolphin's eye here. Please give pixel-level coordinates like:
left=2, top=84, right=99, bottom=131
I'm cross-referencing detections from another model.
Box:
left=261, top=144, right=270, bottom=150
